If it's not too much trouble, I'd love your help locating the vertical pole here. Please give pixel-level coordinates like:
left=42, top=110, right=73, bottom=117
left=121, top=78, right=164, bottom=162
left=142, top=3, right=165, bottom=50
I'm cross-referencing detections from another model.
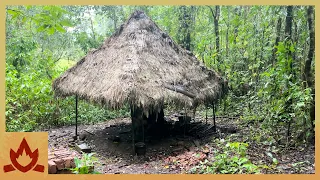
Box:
left=142, top=121, right=145, bottom=143
left=184, top=104, right=187, bottom=138
left=75, top=95, right=78, bottom=137
left=193, top=107, right=196, bottom=122
left=205, top=105, right=208, bottom=124
left=131, top=105, right=135, bottom=155
left=212, top=102, right=216, bottom=132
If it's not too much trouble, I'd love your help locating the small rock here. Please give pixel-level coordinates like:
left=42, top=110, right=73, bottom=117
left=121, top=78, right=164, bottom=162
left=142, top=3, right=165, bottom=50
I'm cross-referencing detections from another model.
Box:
left=53, top=159, right=64, bottom=170
left=63, top=157, right=75, bottom=168
left=53, top=150, right=71, bottom=157
left=75, top=143, right=91, bottom=153
left=48, top=160, right=57, bottom=174
left=48, top=155, right=56, bottom=160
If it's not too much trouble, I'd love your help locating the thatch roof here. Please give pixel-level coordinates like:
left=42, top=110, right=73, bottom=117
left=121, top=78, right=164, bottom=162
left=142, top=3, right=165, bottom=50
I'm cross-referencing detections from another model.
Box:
left=53, top=10, right=228, bottom=115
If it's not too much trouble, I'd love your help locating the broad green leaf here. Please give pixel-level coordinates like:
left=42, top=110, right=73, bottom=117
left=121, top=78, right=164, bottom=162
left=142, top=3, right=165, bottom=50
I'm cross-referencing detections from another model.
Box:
left=289, top=44, right=295, bottom=52
left=37, top=25, right=46, bottom=32
left=60, top=19, right=73, bottom=27
left=48, top=27, right=55, bottom=35
left=7, top=9, right=18, bottom=16
left=55, top=24, right=66, bottom=33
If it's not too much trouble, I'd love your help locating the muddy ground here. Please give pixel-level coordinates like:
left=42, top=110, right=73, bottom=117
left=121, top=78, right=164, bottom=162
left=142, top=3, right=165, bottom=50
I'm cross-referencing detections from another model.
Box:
left=47, top=114, right=315, bottom=174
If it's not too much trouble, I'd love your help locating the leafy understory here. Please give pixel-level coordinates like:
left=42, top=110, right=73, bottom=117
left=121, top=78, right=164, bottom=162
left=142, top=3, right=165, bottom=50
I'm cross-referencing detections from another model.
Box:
left=69, top=153, right=101, bottom=174
left=189, top=140, right=260, bottom=174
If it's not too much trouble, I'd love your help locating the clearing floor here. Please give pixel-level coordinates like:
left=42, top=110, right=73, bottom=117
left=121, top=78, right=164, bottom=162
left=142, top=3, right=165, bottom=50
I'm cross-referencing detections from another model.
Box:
left=47, top=114, right=315, bottom=174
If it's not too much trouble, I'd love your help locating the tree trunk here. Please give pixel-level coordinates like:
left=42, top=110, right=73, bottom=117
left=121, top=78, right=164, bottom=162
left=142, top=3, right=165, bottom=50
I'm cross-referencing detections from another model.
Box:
left=208, top=6, right=220, bottom=70
left=272, top=16, right=282, bottom=65
left=214, top=6, right=220, bottom=65
left=271, top=8, right=283, bottom=102
left=233, top=6, right=241, bottom=44
left=284, top=6, right=293, bottom=140
left=177, top=6, right=193, bottom=51
left=304, top=6, right=315, bottom=142
left=226, top=6, right=230, bottom=58
left=293, top=20, right=298, bottom=63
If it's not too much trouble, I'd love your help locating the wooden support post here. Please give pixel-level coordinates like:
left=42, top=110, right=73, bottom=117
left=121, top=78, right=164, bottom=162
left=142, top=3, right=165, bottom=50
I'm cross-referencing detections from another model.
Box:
left=184, top=105, right=187, bottom=138
left=205, top=105, right=208, bottom=124
left=193, top=107, right=196, bottom=122
left=142, top=120, right=145, bottom=143
left=75, top=95, right=78, bottom=137
left=212, top=102, right=216, bottom=132
left=130, top=106, right=135, bottom=155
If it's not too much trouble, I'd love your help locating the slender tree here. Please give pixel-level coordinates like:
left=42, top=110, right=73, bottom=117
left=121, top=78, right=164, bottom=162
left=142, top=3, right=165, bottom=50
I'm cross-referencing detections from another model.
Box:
left=304, top=6, right=315, bottom=141
left=177, top=6, right=194, bottom=51
left=284, top=5, right=293, bottom=140
left=272, top=12, right=282, bottom=65
left=208, top=5, right=220, bottom=69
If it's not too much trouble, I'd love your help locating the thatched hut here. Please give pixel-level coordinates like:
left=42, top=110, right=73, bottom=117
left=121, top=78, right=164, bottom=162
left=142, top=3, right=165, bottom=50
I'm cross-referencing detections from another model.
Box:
left=53, top=10, right=227, bottom=143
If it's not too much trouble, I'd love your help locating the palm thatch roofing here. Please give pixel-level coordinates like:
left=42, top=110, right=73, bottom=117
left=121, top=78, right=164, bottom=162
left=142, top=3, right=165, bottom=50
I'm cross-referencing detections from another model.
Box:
left=53, top=10, right=228, bottom=115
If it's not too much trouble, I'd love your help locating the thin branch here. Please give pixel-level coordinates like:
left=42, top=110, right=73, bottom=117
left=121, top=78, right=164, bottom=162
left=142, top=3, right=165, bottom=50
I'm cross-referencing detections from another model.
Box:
left=206, top=5, right=216, bottom=19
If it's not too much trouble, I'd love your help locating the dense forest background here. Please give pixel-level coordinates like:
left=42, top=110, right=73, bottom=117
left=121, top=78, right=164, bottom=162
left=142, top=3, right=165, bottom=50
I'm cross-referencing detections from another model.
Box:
left=5, top=5, right=315, bottom=145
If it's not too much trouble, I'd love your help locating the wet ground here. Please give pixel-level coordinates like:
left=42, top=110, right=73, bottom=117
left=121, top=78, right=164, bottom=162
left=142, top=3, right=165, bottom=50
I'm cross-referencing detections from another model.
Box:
left=47, top=114, right=315, bottom=174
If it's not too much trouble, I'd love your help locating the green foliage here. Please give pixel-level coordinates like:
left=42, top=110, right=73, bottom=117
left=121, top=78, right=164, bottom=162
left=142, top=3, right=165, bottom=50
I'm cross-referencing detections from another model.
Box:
left=241, top=39, right=314, bottom=143
left=75, top=32, right=105, bottom=53
left=7, top=6, right=73, bottom=35
left=5, top=5, right=315, bottom=144
left=5, top=6, right=130, bottom=132
left=5, top=60, right=129, bottom=131
left=190, top=140, right=260, bottom=174
left=69, top=153, right=100, bottom=174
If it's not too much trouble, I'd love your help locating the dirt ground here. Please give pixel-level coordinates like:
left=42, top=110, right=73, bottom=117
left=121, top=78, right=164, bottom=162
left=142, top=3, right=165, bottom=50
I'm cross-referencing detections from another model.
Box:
left=47, top=114, right=315, bottom=174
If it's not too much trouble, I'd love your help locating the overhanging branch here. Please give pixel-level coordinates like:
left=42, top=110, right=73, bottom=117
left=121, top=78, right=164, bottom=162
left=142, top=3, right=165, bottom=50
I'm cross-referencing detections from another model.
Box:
left=164, top=84, right=196, bottom=98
